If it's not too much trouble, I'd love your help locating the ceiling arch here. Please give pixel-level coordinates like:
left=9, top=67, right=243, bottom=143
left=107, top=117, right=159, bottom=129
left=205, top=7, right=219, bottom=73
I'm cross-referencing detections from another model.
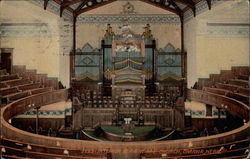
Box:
left=44, top=0, right=212, bottom=19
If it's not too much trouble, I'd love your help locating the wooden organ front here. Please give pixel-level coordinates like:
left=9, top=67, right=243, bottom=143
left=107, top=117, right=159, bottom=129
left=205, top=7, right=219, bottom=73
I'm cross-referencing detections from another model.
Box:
left=71, top=24, right=186, bottom=129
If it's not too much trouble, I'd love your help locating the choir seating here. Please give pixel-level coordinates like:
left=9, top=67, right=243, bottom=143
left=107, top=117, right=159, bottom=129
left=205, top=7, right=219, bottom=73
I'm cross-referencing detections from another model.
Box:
left=197, top=66, right=249, bottom=106
left=0, top=66, right=249, bottom=159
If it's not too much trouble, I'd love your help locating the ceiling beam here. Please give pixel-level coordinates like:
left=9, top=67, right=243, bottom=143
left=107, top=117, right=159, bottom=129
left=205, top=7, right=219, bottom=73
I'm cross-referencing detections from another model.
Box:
left=174, top=0, right=193, bottom=7
left=140, top=0, right=179, bottom=15
left=60, top=0, right=67, bottom=17
left=168, top=0, right=183, bottom=17
left=205, top=0, right=211, bottom=10
left=76, top=0, right=117, bottom=16
left=74, top=0, right=91, bottom=13
left=174, top=0, right=196, bottom=16
left=189, top=0, right=196, bottom=17
left=44, top=0, right=49, bottom=10
left=61, top=0, right=82, bottom=7
left=52, top=0, right=74, bottom=17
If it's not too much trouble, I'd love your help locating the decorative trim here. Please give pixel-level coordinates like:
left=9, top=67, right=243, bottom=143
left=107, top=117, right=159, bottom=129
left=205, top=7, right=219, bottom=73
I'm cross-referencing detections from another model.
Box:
left=0, top=22, right=52, bottom=38
left=158, top=74, right=183, bottom=81
left=114, top=59, right=143, bottom=66
left=158, top=43, right=181, bottom=53
left=15, top=108, right=72, bottom=119
left=115, top=79, right=142, bottom=84
left=73, top=73, right=99, bottom=81
left=121, top=2, right=136, bottom=14
left=198, top=25, right=249, bottom=37
left=76, top=43, right=100, bottom=53
left=185, top=109, right=226, bottom=118
left=77, top=14, right=180, bottom=24
left=115, top=66, right=142, bottom=73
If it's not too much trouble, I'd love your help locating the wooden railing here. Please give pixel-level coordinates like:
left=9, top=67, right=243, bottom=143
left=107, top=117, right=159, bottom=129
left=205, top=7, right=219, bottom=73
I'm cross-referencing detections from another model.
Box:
left=1, top=89, right=249, bottom=159
left=187, top=89, right=249, bottom=120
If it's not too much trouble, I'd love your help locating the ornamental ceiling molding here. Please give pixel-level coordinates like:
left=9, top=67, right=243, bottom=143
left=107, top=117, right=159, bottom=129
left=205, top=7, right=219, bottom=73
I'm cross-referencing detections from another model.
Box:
left=198, top=25, right=249, bottom=38
left=77, top=14, right=180, bottom=24
left=26, top=0, right=224, bottom=24
left=0, top=22, right=52, bottom=38
left=29, top=0, right=73, bottom=21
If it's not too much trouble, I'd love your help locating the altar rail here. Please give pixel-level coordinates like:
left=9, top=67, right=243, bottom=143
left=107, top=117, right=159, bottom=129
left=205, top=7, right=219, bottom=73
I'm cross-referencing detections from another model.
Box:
left=1, top=89, right=249, bottom=159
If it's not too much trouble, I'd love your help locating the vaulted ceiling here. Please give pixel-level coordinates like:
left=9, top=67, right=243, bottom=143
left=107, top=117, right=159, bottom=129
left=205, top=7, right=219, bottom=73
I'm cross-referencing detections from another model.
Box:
left=44, top=0, right=212, bottom=19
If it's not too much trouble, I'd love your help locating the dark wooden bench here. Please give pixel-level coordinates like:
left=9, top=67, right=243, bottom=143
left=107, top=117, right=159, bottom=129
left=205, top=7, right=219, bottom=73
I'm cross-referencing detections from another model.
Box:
left=30, top=87, right=53, bottom=95
left=0, top=82, right=8, bottom=89
left=140, top=138, right=250, bottom=159
left=226, top=92, right=249, bottom=105
left=0, top=69, right=8, bottom=76
left=228, top=79, right=249, bottom=88
left=203, top=87, right=229, bottom=95
left=1, top=137, right=110, bottom=159
left=237, top=75, right=249, bottom=81
left=0, top=87, right=20, bottom=96
left=2, top=91, right=30, bottom=103
left=3, top=79, right=32, bottom=87
left=17, top=83, right=41, bottom=91
left=0, top=74, right=19, bottom=81
left=215, top=83, right=250, bottom=93
left=203, top=87, right=249, bottom=105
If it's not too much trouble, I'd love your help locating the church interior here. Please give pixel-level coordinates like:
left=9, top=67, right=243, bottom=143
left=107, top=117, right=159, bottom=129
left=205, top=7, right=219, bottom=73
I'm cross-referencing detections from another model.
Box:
left=0, top=0, right=249, bottom=158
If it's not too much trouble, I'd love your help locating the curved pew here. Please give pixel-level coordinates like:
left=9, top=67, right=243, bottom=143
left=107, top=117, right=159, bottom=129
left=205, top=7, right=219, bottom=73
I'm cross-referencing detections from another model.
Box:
left=0, top=89, right=249, bottom=158
left=140, top=138, right=250, bottom=159
left=203, top=87, right=249, bottom=105
left=0, top=74, right=19, bottom=81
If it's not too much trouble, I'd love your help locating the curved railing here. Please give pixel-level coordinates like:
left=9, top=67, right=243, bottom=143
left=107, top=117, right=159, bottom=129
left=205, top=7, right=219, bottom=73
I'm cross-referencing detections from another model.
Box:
left=1, top=89, right=249, bottom=158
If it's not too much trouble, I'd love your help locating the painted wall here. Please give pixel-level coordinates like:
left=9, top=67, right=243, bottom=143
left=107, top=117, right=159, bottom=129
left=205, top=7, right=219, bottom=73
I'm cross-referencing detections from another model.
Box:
left=0, top=1, right=72, bottom=87
left=76, top=24, right=181, bottom=50
left=184, top=0, right=249, bottom=87
left=76, top=1, right=181, bottom=50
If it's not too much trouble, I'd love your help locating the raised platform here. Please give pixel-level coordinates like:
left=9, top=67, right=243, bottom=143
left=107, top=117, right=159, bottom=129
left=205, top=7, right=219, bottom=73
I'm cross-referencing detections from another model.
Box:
left=83, top=125, right=172, bottom=142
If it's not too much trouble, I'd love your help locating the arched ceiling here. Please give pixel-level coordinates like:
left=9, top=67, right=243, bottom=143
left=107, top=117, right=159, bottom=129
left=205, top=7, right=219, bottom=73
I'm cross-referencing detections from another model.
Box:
left=44, top=0, right=212, bottom=19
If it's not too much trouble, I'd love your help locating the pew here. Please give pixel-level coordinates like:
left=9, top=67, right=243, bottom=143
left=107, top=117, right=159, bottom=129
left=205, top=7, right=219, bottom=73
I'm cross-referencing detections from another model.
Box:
left=140, top=138, right=250, bottom=159
left=3, top=79, right=31, bottom=87
left=0, top=87, right=20, bottom=96
left=0, top=82, right=8, bottom=89
left=237, top=75, right=249, bottom=81
left=30, top=87, right=53, bottom=95
left=203, top=87, right=249, bottom=105
left=17, top=83, right=41, bottom=91
left=228, top=79, right=249, bottom=88
left=215, top=83, right=250, bottom=94
left=0, top=74, right=19, bottom=82
left=0, top=69, right=8, bottom=76
left=2, top=91, right=30, bottom=104
left=1, top=137, right=110, bottom=159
